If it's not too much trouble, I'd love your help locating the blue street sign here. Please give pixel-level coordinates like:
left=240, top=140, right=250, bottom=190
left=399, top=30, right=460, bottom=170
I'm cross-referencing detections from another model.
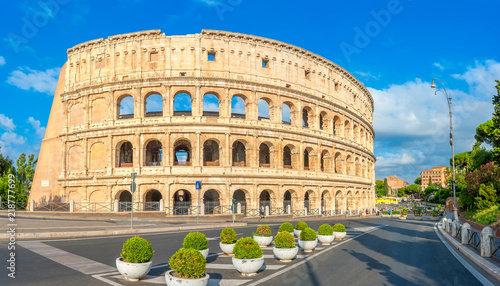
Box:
left=130, top=182, right=136, bottom=193
left=195, top=181, right=201, bottom=190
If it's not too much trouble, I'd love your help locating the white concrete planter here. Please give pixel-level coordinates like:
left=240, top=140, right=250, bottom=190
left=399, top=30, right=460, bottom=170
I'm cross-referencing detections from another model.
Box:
left=199, top=248, right=209, bottom=259
left=253, top=235, right=273, bottom=247
left=381, top=214, right=390, bottom=218
left=116, top=257, right=152, bottom=282
left=398, top=216, right=407, bottom=220
left=415, top=216, right=423, bottom=221
left=317, top=234, right=335, bottom=245
left=298, top=239, right=318, bottom=252
left=294, top=229, right=302, bottom=237
left=334, top=232, right=346, bottom=240
left=219, top=242, right=235, bottom=255
left=165, top=269, right=209, bottom=286
left=430, top=216, right=439, bottom=221
left=232, top=256, right=265, bottom=276
left=273, top=247, right=298, bottom=262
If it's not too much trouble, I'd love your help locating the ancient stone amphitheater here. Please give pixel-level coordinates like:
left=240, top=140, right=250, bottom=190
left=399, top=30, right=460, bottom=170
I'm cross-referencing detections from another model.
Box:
left=30, top=29, right=376, bottom=216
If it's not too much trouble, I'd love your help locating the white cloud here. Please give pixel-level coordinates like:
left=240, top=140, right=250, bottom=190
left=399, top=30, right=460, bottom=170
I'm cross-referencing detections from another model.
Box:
left=194, top=0, right=221, bottom=6
left=433, top=62, right=445, bottom=70
left=353, top=71, right=380, bottom=80
left=27, top=117, right=46, bottom=138
left=7, top=67, right=60, bottom=95
left=452, top=60, right=500, bottom=97
left=1, top=131, right=26, bottom=146
left=0, top=114, right=15, bottom=131
left=0, top=56, right=5, bottom=66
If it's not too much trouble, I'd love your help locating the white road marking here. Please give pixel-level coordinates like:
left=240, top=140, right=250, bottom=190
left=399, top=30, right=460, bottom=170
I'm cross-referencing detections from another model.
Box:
left=218, top=254, right=308, bottom=259
left=433, top=224, right=495, bottom=286
left=19, top=241, right=116, bottom=275
left=206, top=263, right=285, bottom=270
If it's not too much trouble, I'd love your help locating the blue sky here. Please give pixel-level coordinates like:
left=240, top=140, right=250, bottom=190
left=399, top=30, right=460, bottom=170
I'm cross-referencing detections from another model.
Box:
left=1, top=0, right=499, bottom=183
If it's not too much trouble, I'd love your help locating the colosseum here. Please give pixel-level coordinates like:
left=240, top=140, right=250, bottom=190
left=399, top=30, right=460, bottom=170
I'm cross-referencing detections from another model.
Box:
left=30, top=29, right=376, bottom=216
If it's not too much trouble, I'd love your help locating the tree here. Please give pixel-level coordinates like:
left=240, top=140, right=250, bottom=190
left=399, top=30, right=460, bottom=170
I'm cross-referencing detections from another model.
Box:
left=453, top=151, right=471, bottom=172
left=474, top=80, right=500, bottom=163
left=383, top=178, right=390, bottom=196
left=0, top=146, right=13, bottom=175
left=414, top=177, right=421, bottom=185
left=469, top=145, right=494, bottom=171
left=0, top=153, right=37, bottom=203
left=375, top=180, right=385, bottom=197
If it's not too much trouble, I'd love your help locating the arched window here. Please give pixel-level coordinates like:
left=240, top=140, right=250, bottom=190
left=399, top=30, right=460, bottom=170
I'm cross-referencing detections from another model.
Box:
left=118, top=190, right=132, bottom=212
left=232, top=141, right=246, bottom=166
left=258, top=99, right=270, bottom=120
left=203, top=94, right=219, bottom=117
left=173, top=190, right=191, bottom=215
left=334, top=152, right=342, bottom=174
left=144, top=189, right=162, bottom=211
left=203, top=189, right=220, bottom=214
left=283, top=146, right=292, bottom=169
left=282, top=103, right=291, bottom=124
left=118, top=142, right=133, bottom=167
left=233, top=189, right=247, bottom=213
left=283, top=190, right=292, bottom=211
left=174, top=140, right=191, bottom=166
left=173, top=93, right=192, bottom=116
left=302, top=109, right=309, bottom=128
left=333, top=116, right=341, bottom=136
left=259, top=190, right=271, bottom=212
left=259, top=143, right=270, bottom=167
left=231, top=95, right=246, bottom=119
left=203, top=140, right=220, bottom=166
left=145, top=140, right=162, bottom=166
left=145, top=93, right=163, bottom=117
left=118, top=96, right=134, bottom=119
left=344, top=121, right=351, bottom=139
left=304, top=149, right=310, bottom=170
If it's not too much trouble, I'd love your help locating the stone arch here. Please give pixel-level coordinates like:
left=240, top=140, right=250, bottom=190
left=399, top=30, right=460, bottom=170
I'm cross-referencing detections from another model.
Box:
left=145, top=93, right=163, bottom=117
left=344, top=120, right=351, bottom=140
left=259, top=189, right=272, bottom=212
left=203, top=93, right=220, bottom=117
left=232, top=189, right=248, bottom=213
left=117, top=141, right=133, bottom=167
left=283, top=145, right=292, bottom=169
left=232, top=140, right=247, bottom=166
left=231, top=94, right=247, bottom=119
left=355, top=157, right=360, bottom=176
left=258, top=97, right=272, bottom=120
left=334, top=152, right=343, bottom=174
left=89, top=189, right=106, bottom=203
left=304, top=190, right=316, bottom=212
left=258, top=142, right=273, bottom=167
left=321, top=190, right=332, bottom=212
left=68, top=145, right=83, bottom=171
left=353, top=124, right=359, bottom=143
left=281, top=102, right=292, bottom=124
left=90, top=142, right=106, bottom=170
left=304, top=147, right=317, bottom=170
left=320, top=149, right=331, bottom=172
left=333, top=115, right=342, bottom=136
left=144, top=189, right=162, bottom=211
left=173, top=92, right=192, bottom=116
left=145, top=140, right=162, bottom=166
left=319, top=111, right=329, bottom=131
left=173, top=189, right=192, bottom=215
left=203, top=139, right=220, bottom=166
left=173, top=139, right=192, bottom=166
left=69, top=103, right=84, bottom=126
left=346, top=154, right=353, bottom=175
left=203, top=189, right=221, bottom=214
left=302, top=106, right=314, bottom=128
left=117, top=94, right=134, bottom=119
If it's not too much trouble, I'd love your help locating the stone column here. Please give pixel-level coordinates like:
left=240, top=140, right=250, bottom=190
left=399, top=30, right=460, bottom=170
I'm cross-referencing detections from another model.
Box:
left=461, top=223, right=470, bottom=244
left=114, top=199, right=119, bottom=213
left=480, top=226, right=493, bottom=257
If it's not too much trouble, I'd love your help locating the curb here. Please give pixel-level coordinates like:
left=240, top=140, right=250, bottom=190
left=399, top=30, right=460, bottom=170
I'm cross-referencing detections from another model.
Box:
left=437, top=220, right=500, bottom=282
left=0, top=222, right=247, bottom=240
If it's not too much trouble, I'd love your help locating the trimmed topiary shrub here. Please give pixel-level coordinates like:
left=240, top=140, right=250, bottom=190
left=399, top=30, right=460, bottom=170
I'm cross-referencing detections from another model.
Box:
left=295, top=221, right=308, bottom=230
left=233, top=237, right=263, bottom=259
left=120, top=236, right=154, bottom=263
left=382, top=211, right=389, bottom=215
left=392, top=211, right=401, bottom=215
left=183, top=232, right=208, bottom=250
left=299, top=227, right=317, bottom=241
left=318, top=224, right=334, bottom=235
left=220, top=227, right=237, bottom=244
left=169, top=248, right=206, bottom=279
left=279, top=222, right=294, bottom=233
left=332, top=223, right=346, bottom=232
left=274, top=231, right=295, bottom=248
left=402, top=210, right=408, bottom=215
left=253, top=225, right=271, bottom=237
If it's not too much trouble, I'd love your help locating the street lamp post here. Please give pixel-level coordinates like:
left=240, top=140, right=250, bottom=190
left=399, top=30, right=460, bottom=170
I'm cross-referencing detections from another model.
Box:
left=431, top=78, right=458, bottom=221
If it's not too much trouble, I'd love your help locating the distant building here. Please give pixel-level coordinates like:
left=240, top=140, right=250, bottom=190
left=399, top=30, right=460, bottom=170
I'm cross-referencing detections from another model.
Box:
left=386, top=175, right=409, bottom=196
left=421, top=166, right=448, bottom=189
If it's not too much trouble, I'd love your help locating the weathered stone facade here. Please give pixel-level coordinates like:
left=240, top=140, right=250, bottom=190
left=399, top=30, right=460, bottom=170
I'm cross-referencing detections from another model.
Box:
left=30, top=29, right=376, bottom=214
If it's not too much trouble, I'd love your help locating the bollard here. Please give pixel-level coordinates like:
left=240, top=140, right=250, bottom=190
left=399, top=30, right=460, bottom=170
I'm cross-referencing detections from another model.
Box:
left=286, top=204, right=291, bottom=214
left=30, top=199, right=35, bottom=212
left=461, top=223, right=470, bottom=244
left=480, top=226, right=493, bottom=257
left=159, top=199, right=164, bottom=212
left=200, top=203, right=205, bottom=215
left=265, top=205, right=269, bottom=216
left=237, top=202, right=241, bottom=214
left=114, top=199, right=119, bottom=213
left=305, top=208, right=308, bottom=216
left=70, top=200, right=74, bottom=212
left=451, top=220, right=458, bottom=237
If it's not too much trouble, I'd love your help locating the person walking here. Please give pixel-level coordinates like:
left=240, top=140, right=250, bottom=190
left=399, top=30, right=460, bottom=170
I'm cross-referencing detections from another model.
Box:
left=260, top=205, right=265, bottom=219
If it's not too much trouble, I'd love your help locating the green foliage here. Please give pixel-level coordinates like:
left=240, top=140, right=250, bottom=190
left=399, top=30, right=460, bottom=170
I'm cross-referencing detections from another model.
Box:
left=414, top=177, right=422, bottom=185
left=332, top=223, right=346, bottom=232
left=398, top=184, right=421, bottom=197
left=465, top=162, right=500, bottom=210
left=0, top=147, right=13, bottom=176
left=169, top=248, right=206, bottom=279
left=414, top=207, right=423, bottom=216
left=382, top=211, right=389, bottom=215
left=299, top=227, right=317, bottom=241
left=274, top=231, right=295, bottom=248
left=220, top=228, right=237, bottom=244
left=383, top=178, right=390, bottom=196
left=453, top=151, right=471, bottom=173
left=183, top=232, right=208, bottom=250
left=430, top=210, right=438, bottom=216
left=253, top=225, right=271, bottom=237
left=279, top=222, right=294, bottom=233
left=470, top=146, right=494, bottom=171
left=120, top=236, right=154, bottom=263
left=474, top=80, right=500, bottom=163
left=402, top=210, right=408, bottom=215
left=475, top=183, right=499, bottom=210
left=392, top=211, right=401, bottom=215
left=375, top=180, right=385, bottom=197
left=294, top=221, right=308, bottom=230
left=233, top=237, right=263, bottom=259
left=0, top=151, right=37, bottom=203
left=318, top=224, right=334, bottom=235
left=473, top=205, right=500, bottom=225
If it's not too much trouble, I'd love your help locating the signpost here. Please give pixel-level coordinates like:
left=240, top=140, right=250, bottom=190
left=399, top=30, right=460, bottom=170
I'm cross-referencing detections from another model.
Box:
left=196, top=181, right=201, bottom=224
left=232, top=198, right=237, bottom=224
left=131, top=173, right=137, bottom=229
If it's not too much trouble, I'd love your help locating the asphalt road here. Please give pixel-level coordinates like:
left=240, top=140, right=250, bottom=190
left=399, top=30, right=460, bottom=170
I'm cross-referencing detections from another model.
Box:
left=1, top=217, right=497, bottom=286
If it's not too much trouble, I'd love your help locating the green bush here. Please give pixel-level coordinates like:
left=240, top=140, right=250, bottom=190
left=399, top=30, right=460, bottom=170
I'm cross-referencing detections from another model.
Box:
left=295, top=221, right=308, bottom=230
left=382, top=211, right=389, bottom=215
left=473, top=205, right=500, bottom=225
left=332, top=223, right=346, bottom=232
left=183, top=232, right=208, bottom=250
left=169, top=248, right=206, bottom=279
left=220, top=227, right=237, bottom=244
left=299, top=227, right=317, bottom=241
left=392, top=211, right=401, bottom=215
left=233, top=237, right=263, bottom=259
left=318, top=224, right=334, bottom=235
left=120, top=236, right=154, bottom=263
left=274, top=231, right=295, bottom=248
left=279, top=222, right=294, bottom=233
left=430, top=210, right=438, bottom=216
left=402, top=210, right=408, bottom=215
left=253, top=225, right=271, bottom=237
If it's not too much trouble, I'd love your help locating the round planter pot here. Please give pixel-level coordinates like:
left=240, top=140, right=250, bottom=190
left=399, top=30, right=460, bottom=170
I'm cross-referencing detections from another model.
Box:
left=219, top=242, right=236, bottom=255
left=199, top=248, right=209, bottom=259
left=430, top=216, right=439, bottom=221
left=317, top=234, right=335, bottom=245
left=253, top=235, right=273, bottom=247
left=399, top=216, right=407, bottom=220
left=298, top=239, right=318, bottom=252
left=294, top=229, right=302, bottom=237
left=165, top=269, right=209, bottom=286
left=232, top=257, right=265, bottom=276
left=415, top=216, right=423, bottom=221
left=334, top=232, right=347, bottom=240
left=116, top=257, right=152, bottom=282
left=273, top=247, right=298, bottom=262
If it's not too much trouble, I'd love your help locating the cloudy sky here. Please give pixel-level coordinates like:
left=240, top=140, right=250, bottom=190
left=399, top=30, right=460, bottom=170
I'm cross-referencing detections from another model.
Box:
left=0, top=0, right=499, bottom=183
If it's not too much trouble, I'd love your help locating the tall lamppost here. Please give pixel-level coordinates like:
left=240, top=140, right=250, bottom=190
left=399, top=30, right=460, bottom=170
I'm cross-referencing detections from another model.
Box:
left=431, top=78, right=458, bottom=220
